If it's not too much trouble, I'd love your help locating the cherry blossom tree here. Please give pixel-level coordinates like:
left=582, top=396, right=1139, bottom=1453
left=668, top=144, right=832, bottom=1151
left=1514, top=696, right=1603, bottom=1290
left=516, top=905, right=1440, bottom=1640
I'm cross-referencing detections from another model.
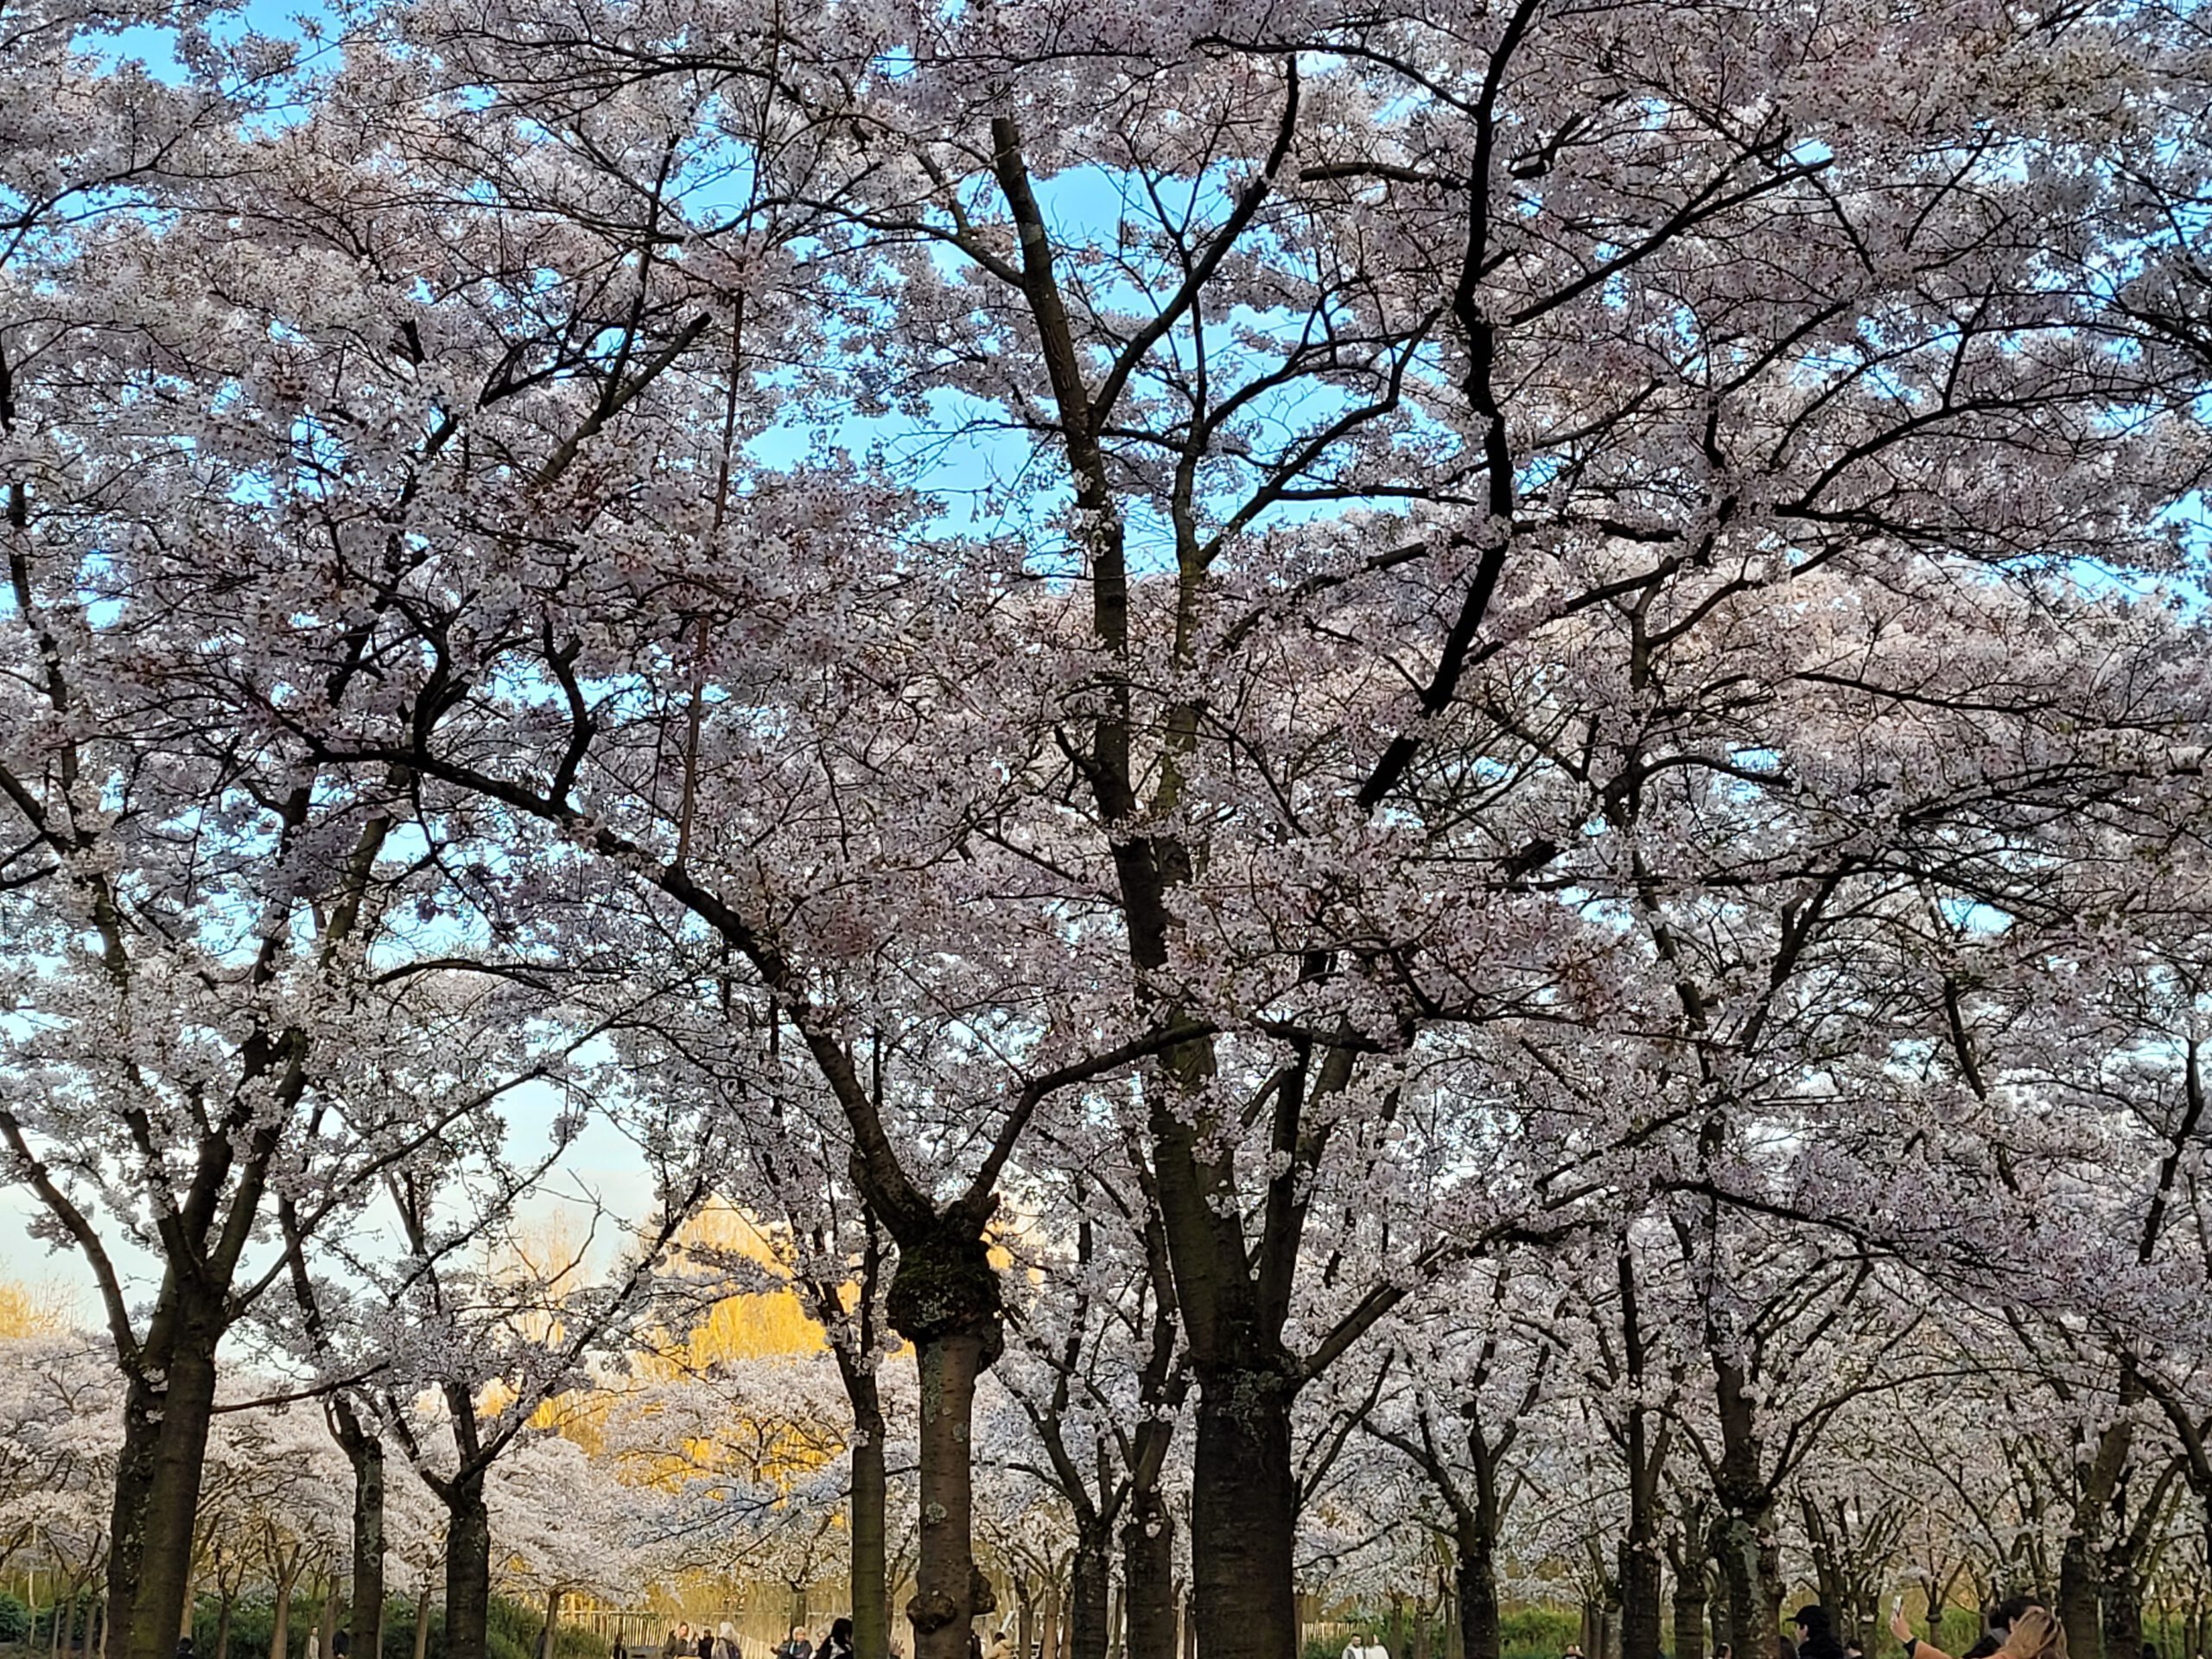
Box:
left=12, top=4, right=2212, bottom=1659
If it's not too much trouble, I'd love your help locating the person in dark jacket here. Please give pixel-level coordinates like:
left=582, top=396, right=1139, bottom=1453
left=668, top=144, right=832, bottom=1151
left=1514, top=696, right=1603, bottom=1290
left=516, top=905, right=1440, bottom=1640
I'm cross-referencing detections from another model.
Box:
left=1795, top=1605, right=1847, bottom=1659
left=815, top=1622, right=855, bottom=1659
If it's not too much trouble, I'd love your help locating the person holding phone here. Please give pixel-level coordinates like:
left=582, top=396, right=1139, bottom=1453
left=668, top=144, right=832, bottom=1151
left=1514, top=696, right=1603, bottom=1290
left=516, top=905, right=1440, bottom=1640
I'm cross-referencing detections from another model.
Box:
left=1891, top=1597, right=2053, bottom=1659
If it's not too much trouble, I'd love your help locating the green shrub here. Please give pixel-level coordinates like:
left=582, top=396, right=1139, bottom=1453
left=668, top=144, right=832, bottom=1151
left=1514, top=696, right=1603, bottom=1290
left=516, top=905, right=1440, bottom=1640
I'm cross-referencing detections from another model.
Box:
left=0, top=1592, right=31, bottom=1643
left=1501, top=1608, right=1583, bottom=1659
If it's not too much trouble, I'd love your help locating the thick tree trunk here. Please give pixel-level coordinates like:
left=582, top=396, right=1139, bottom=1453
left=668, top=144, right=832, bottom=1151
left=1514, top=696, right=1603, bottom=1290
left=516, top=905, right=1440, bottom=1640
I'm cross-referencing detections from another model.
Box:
left=1618, top=1541, right=1663, bottom=1659
left=2058, top=1541, right=2102, bottom=1659
left=1454, top=1531, right=1501, bottom=1659
left=1068, top=1533, right=1110, bottom=1659
left=108, top=1316, right=224, bottom=1659
left=1713, top=1362, right=1779, bottom=1659
left=1673, top=1581, right=1707, bottom=1659
left=1122, top=1495, right=1176, bottom=1659
left=1713, top=1513, right=1778, bottom=1659
left=849, top=1389, right=891, bottom=1659
left=442, top=1479, right=493, bottom=1659
left=906, top=1332, right=995, bottom=1659
left=104, top=1382, right=161, bottom=1659
left=216, top=1595, right=236, bottom=1659
left=886, top=1227, right=1003, bottom=1659
left=1188, top=1371, right=1296, bottom=1659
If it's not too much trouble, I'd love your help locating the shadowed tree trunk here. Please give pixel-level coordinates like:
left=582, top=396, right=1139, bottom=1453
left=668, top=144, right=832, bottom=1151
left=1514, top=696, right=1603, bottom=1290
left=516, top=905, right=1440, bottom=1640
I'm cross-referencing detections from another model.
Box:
left=440, top=1478, right=491, bottom=1659
left=1068, top=1531, right=1111, bottom=1659
left=105, top=1305, right=224, bottom=1659
left=335, top=1409, right=385, bottom=1659
left=1122, top=1496, right=1176, bottom=1659
left=1666, top=1516, right=1708, bottom=1659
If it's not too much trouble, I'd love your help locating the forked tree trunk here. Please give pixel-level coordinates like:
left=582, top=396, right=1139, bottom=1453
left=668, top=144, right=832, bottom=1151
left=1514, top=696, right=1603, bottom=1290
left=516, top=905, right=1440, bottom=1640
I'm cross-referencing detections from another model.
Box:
left=907, top=1331, right=993, bottom=1659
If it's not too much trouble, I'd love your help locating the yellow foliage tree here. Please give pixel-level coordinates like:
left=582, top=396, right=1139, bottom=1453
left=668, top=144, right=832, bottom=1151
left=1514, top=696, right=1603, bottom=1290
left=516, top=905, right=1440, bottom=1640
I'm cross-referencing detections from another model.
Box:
left=0, top=1279, right=71, bottom=1338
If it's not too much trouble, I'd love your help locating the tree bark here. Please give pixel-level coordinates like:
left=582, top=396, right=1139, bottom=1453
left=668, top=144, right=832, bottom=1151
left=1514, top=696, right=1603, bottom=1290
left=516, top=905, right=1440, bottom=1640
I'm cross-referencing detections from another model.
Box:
left=270, top=1565, right=301, bottom=1659
left=1673, top=1580, right=1707, bottom=1659
left=849, top=1389, right=891, bottom=1659
left=885, top=1223, right=1004, bottom=1659
left=1121, top=1496, right=1176, bottom=1659
left=1618, top=1542, right=1662, bottom=1659
left=339, top=1414, right=385, bottom=1659
left=1068, top=1534, right=1110, bottom=1659
left=107, top=1316, right=223, bottom=1659
left=410, top=1582, right=433, bottom=1659
left=441, top=1478, right=493, bottom=1659
left=906, top=1329, right=995, bottom=1659
left=2058, top=1540, right=2102, bottom=1659
left=1713, top=1361, right=1780, bottom=1659
left=1188, top=1370, right=1296, bottom=1659
left=1454, top=1532, right=1501, bottom=1659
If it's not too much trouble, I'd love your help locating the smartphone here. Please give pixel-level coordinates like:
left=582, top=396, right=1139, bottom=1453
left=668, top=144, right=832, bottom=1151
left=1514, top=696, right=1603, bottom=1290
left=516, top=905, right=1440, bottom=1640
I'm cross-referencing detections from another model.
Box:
left=1892, top=1599, right=1904, bottom=1618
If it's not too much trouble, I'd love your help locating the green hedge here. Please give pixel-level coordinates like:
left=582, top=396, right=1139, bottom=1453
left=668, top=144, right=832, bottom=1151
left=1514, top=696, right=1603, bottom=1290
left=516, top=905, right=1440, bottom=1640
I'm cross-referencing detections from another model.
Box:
left=1300, top=1605, right=1584, bottom=1659
left=182, top=1592, right=598, bottom=1659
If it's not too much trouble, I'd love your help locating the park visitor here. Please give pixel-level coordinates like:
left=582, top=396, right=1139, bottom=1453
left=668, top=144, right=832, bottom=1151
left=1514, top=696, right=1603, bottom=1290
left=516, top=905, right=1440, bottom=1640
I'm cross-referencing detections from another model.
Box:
left=1795, top=1605, right=1847, bottom=1659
